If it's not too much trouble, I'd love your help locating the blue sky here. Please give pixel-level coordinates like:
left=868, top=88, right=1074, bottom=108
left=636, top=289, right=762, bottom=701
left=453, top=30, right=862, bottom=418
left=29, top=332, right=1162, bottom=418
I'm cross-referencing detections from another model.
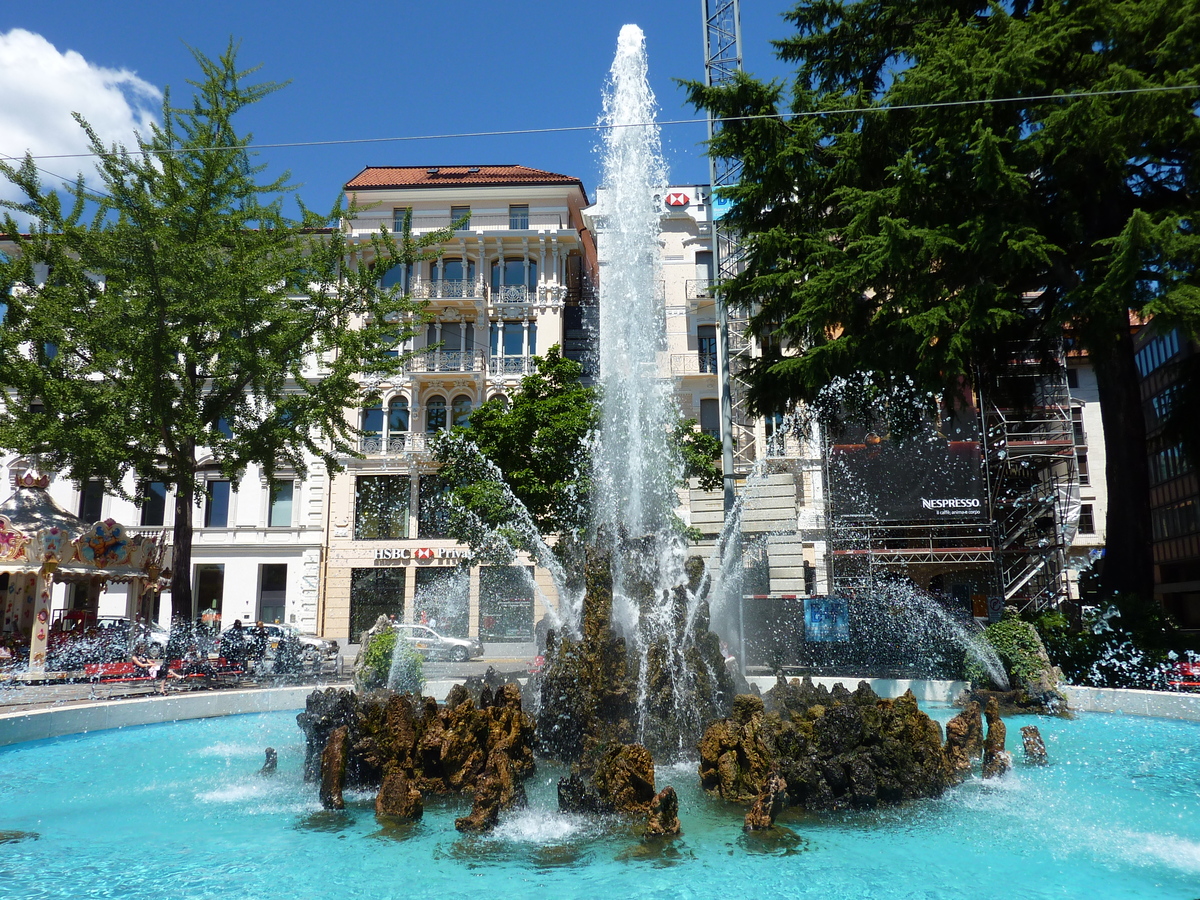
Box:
left=1, top=1, right=796, bottom=214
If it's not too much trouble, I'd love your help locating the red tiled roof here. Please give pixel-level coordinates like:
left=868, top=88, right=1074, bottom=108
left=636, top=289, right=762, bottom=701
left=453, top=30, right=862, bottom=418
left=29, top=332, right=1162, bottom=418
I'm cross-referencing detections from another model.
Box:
left=344, top=165, right=586, bottom=193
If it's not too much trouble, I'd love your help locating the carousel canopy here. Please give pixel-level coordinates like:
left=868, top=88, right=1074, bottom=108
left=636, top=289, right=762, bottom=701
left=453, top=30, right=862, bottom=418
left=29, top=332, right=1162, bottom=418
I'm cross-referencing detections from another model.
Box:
left=0, top=479, right=88, bottom=538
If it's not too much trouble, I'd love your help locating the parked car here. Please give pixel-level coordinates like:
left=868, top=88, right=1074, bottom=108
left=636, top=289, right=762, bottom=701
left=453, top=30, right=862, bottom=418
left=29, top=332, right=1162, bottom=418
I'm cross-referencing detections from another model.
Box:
left=220, top=622, right=338, bottom=662
left=394, top=624, right=483, bottom=662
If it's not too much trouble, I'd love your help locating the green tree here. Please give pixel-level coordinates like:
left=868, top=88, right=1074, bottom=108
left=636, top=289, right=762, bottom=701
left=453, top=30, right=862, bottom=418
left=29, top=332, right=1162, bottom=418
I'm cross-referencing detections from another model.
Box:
left=433, top=345, right=722, bottom=555
left=687, top=0, right=1200, bottom=601
left=0, top=44, right=446, bottom=613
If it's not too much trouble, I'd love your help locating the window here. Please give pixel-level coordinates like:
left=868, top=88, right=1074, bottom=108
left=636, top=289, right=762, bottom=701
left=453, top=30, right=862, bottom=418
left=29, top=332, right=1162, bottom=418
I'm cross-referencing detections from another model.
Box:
left=1066, top=368, right=1079, bottom=389
left=380, top=261, right=412, bottom=292
left=216, top=418, right=233, bottom=439
left=697, top=324, right=718, bottom=373
left=388, top=397, right=410, bottom=435
left=140, top=482, right=167, bottom=527
left=1071, top=408, right=1085, bottom=446
left=205, top=479, right=231, bottom=527
left=480, top=566, right=535, bottom=641
left=392, top=207, right=412, bottom=233
left=451, top=394, right=473, bottom=427
left=258, top=564, right=287, bottom=624
left=415, top=568, right=470, bottom=636
left=489, top=320, right=536, bottom=357
left=1152, top=499, right=1199, bottom=541
left=194, top=563, right=225, bottom=623
left=450, top=206, right=471, bottom=229
left=508, top=204, right=529, bottom=229
left=437, top=258, right=476, bottom=296
left=491, top=257, right=536, bottom=292
left=349, top=568, right=405, bottom=640
left=700, top=398, right=720, bottom=439
left=418, top=475, right=451, bottom=538
left=269, top=479, right=294, bottom=527
left=354, top=475, right=410, bottom=540
left=426, top=395, right=447, bottom=432
left=1078, top=504, right=1095, bottom=534
left=426, top=322, right=475, bottom=352
left=1135, top=329, right=1181, bottom=378
left=1077, top=452, right=1090, bottom=486
left=78, top=480, right=104, bottom=524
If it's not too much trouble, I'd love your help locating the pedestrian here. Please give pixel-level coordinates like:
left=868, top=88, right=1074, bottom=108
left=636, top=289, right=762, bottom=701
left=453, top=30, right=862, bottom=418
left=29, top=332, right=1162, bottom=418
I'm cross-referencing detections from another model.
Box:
left=249, top=621, right=268, bottom=673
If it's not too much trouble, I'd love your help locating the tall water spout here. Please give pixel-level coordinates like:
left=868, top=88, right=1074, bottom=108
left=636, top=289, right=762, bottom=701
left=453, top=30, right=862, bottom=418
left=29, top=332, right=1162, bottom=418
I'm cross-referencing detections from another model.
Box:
left=594, top=25, right=677, bottom=560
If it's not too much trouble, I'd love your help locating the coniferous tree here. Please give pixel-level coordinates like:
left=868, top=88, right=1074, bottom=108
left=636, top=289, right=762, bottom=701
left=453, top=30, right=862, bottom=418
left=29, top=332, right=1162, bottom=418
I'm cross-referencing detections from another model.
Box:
left=687, top=0, right=1200, bottom=601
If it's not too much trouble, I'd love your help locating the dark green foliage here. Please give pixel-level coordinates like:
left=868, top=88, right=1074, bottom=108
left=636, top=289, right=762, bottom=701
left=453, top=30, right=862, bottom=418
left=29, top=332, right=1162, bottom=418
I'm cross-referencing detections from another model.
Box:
left=356, top=629, right=424, bottom=693
left=969, top=608, right=1059, bottom=693
left=0, top=44, right=448, bottom=609
left=685, top=1, right=1200, bottom=600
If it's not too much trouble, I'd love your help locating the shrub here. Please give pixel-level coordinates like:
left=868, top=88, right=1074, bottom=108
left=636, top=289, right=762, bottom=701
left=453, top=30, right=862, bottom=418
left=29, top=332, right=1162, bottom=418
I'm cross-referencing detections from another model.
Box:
left=356, top=630, right=425, bottom=694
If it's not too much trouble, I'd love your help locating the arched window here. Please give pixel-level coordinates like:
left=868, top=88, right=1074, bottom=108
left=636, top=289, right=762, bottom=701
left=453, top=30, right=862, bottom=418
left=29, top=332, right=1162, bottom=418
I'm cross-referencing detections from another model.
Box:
left=491, top=257, right=536, bottom=294
left=439, top=258, right=476, bottom=297
left=490, top=393, right=509, bottom=409
left=451, top=394, right=473, bottom=427
left=388, top=397, right=409, bottom=433
left=426, top=396, right=447, bottom=432
left=380, top=261, right=412, bottom=292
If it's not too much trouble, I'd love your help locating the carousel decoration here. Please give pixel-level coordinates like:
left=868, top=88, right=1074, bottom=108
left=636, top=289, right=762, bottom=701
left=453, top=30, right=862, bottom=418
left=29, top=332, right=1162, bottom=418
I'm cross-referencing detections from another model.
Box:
left=0, top=471, right=171, bottom=675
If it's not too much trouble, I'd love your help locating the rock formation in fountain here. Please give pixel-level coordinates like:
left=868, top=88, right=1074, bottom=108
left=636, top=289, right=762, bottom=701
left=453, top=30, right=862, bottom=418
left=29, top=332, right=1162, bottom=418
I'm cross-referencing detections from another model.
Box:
left=982, top=696, right=1012, bottom=778
left=297, top=682, right=535, bottom=828
left=259, top=747, right=278, bottom=776
left=1020, top=724, right=1048, bottom=764
left=537, top=542, right=734, bottom=814
left=971, top=608, right=1068, bottom=714
left=943, top=701, right=984, bottom=775
left=645, top=786, right=681, bottom=837
left=699, top=677, right=973, bottom=812
left=743, top=771, right=789, bottom=831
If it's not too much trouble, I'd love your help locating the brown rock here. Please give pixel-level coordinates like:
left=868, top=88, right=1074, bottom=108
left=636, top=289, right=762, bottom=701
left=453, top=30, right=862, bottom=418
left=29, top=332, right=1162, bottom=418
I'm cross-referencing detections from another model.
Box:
left=982, top=697, right=1011, bottom=779
left=259, top=747, right=278, bottom=775
left=944, top=701, right=983, bottom=778
left=743, top=771, right=788, bottom=831
left=376, top=767, right=423, bottom=820
left=319, top=725, right=349, bottom=810
left=1020, top=725, right=1048, bottom=765
left=455, top=772, right=504, bottom=833
left=645, top=785, right=681, bottom=837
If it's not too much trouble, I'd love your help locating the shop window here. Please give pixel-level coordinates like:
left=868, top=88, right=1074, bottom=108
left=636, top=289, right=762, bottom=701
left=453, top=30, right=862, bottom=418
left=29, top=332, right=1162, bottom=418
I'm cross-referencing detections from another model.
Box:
left=354, top=475, right=410, bottom=540
left=269, top=479, right=294, bottom=527
left=349, top=568, right=405, bottom=640
left=415, top=568, right=470, bottom=637
left=258, top=563, right=287, bottom=624
left=194, top=563, right=225, bottom=626
left=480, top=565, right=535, bottom=641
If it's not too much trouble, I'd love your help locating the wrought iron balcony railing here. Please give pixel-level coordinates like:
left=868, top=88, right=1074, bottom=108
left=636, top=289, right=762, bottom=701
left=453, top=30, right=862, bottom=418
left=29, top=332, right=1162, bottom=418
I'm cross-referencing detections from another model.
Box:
left=359, top=432, right=430, bottom=455
left=405, top=349, right=486, bottom=374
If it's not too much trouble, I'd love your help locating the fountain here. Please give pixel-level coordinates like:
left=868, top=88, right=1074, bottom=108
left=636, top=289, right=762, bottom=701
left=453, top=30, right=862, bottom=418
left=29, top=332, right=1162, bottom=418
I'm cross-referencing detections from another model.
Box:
left=5, top=25, right=1200, bottom=900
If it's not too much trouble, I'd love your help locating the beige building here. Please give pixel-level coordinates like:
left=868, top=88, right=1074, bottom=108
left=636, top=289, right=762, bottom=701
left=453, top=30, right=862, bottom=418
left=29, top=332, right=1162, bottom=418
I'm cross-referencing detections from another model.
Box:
left=318, top=165, right=597, bottom=642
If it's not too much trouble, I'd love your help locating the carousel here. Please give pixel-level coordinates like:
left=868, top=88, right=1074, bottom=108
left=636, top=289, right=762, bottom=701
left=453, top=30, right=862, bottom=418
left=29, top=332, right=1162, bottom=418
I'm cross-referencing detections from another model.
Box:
left=0, top=472, right=170, bottom=676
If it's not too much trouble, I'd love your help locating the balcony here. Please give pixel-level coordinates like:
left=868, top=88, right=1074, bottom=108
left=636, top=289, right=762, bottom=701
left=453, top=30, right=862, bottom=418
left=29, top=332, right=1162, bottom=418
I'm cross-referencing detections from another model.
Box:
left=685, top=278, right=714, bottom=299
left=670, top=353, right=719, bottom=376
left=354, top=213, right=571, bottom=239
left=405, top=349, right=486, bottom=374
left=412, top=280, right=482, bottom=300
left=490, top=355, right=537, bottom=377
left=359, top=432, right=430, bottom=455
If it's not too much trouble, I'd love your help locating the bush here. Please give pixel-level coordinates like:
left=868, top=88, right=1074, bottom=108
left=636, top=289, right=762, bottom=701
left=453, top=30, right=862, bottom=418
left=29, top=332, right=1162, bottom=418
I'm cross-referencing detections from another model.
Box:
left=356, top=630, right=425, bottom=694
left=967, top=608, right=1059, bottom=693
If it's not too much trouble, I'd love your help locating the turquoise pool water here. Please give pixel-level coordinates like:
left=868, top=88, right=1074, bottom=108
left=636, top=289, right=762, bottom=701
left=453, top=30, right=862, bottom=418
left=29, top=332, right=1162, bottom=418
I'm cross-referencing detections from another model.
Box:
left=1, top=707, right=1197, bottom=900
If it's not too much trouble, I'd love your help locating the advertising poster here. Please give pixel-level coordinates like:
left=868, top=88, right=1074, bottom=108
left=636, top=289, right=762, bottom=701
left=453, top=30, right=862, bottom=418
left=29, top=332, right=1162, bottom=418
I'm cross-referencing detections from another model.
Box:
left=804, top=597, right=851, bottom=643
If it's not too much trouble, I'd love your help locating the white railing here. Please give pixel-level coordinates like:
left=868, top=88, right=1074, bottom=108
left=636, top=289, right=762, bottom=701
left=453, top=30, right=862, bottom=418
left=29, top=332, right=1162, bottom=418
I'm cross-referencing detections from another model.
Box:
left=670, top=353, right=718, bottom=375
left=405, top=350, right=486, bottom=374
left=412, top=280, right=482, bottom=299
left=359, top=432, right=430, bottom=455
left=490, top=356, right=536, bottom=377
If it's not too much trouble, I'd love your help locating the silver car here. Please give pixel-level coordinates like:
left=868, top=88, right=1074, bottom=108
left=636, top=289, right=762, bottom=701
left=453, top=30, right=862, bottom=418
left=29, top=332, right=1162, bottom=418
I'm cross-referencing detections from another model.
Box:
left=394, top=624, right=483, bottom=662
left=222, top=623, right=339, bottom=662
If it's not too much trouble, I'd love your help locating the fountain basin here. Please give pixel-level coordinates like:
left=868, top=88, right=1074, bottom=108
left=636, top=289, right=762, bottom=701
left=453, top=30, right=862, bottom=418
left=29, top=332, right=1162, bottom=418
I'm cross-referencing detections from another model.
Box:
left=2, top=706, right=1197, bottom=899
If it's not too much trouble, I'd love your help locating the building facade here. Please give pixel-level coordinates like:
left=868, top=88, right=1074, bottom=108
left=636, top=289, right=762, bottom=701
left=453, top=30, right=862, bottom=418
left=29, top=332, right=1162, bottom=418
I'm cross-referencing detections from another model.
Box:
left=317, top=165, right=597, bottom=642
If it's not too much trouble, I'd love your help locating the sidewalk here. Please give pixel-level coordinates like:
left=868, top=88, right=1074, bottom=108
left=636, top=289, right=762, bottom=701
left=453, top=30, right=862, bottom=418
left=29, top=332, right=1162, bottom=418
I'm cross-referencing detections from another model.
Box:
left=0, top=641, right=539, bottom=716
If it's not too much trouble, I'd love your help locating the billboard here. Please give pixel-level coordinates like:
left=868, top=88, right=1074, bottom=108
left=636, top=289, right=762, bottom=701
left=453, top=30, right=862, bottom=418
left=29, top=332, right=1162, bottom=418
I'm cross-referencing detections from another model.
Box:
left=828, top=436, right=985, bottom=523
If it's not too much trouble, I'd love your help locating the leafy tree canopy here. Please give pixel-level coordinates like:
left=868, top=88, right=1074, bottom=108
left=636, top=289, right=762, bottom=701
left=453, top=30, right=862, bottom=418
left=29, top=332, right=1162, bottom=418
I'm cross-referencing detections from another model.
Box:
left=0, top=43, right=448, bottom=608
left=686, top=0, right=1200, bottom=598
left=433, top=345, right=723, bottom=557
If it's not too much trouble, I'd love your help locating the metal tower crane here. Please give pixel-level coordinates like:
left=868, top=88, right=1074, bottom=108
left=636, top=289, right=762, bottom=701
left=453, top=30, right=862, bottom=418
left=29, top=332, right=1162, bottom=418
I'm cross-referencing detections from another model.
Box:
left=701, top=0, right=755, bottom=512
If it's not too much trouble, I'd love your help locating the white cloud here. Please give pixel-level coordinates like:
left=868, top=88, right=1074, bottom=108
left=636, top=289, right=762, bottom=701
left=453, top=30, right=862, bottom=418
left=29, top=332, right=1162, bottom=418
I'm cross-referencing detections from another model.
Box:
left=0, top=28, right=161, bottom=223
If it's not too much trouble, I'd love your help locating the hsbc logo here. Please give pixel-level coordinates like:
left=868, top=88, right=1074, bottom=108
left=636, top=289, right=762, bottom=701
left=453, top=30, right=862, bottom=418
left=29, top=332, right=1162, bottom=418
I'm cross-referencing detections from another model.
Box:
left=665, top=192, right=689, bottom=207
left=414, top=547, right=435, bottom=559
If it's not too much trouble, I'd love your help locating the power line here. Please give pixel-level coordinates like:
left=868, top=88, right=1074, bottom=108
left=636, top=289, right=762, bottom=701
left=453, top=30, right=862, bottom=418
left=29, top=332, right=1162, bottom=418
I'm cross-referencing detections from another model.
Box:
left=11, top=83, right=1199, bottom=163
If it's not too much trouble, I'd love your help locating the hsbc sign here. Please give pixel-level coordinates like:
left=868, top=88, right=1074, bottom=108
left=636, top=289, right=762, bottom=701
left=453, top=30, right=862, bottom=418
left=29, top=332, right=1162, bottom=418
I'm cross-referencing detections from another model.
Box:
left=664, top=192, right=690, bottom=207
left=373, top=547, right=473, bottom=565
